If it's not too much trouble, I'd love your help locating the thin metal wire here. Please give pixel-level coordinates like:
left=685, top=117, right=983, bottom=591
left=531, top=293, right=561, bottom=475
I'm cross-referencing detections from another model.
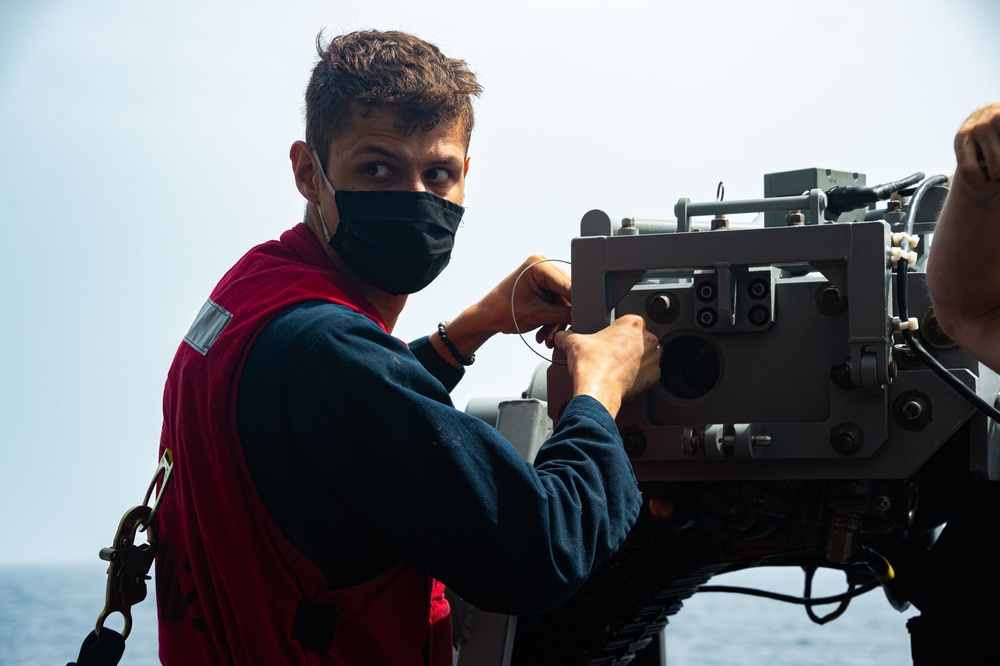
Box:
left=510, top=258, right=571, bottom=366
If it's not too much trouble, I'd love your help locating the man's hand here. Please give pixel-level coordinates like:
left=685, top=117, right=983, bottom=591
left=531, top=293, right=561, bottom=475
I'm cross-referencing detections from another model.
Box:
left=953, top=102, right=1000, bottom=201
left=474, top=255, right=572, bottom=345
left=554, top=315, right=661, bottom=419
left=430, top=256, right=572, bottom=367
left=927, top=103, right=1000, bottom=373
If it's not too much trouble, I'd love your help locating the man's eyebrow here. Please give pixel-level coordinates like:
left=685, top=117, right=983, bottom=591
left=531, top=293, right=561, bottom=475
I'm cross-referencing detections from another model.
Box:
left=350, top=144, right=399, bottom=160
left=350, top=144, right=463, bottom=166
left=428, top=155, right=463, bottom=167
left=434, top=155, right=464, bottom=165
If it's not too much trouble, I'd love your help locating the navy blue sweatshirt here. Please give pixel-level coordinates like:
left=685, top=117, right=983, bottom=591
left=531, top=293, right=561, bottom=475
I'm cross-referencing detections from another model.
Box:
left=238, top=301, right=640, bottom=615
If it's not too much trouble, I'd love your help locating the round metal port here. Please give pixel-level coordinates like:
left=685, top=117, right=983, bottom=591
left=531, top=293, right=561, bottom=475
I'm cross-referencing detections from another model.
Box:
left=645, top=292, right=679, bottom=325
left=660, top=335, right=721, bottom=400
left=748, top=305, right=770, bottom=327
left=748, top=278, right=769, bottom=300
left=697, top=307, right=718, bottom=328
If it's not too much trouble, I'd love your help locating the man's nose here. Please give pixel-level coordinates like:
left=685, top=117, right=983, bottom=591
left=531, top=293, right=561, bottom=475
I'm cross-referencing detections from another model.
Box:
left=399, top=170, right=426, bottom=192
left=405, top=180, right=427, bottom=192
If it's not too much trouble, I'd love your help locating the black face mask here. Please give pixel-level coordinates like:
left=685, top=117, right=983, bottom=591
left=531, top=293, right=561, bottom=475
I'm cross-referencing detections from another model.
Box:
left=324, top=189, right=464, bottom=295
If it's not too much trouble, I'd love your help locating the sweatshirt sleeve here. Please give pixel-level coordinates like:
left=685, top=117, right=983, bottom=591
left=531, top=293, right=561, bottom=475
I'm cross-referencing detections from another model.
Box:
left=240, top=302, right=641, bottom=615
left=408, top=334, right=464, bottom=393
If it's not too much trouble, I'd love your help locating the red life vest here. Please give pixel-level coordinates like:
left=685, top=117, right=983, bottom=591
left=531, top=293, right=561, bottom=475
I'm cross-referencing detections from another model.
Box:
left=155, top=224, right=452, bottom=665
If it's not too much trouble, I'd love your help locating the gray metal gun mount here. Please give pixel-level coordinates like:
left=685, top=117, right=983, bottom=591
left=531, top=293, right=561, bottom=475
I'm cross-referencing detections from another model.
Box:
left=548, top=168, right=997, bottom=484
left=476, top=168, right=1000, bottom=666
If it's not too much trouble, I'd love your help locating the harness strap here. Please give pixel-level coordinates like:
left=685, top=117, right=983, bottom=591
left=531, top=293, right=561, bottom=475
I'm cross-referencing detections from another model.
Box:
left=66, top=629, right=125, bottom=666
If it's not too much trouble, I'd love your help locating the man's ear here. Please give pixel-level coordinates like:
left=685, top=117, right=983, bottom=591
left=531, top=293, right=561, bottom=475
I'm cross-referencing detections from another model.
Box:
left=290, top=140, right=321, bottom=203
left=464, top=155, right=471, bottom=178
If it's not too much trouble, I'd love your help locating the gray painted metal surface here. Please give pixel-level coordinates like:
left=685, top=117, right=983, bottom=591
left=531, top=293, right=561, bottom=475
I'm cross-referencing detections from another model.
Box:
left=548, top=176, right=1000, bottom=482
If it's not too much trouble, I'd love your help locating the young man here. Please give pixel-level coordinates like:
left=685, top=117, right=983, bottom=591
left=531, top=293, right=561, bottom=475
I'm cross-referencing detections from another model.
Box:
left=154, top=30, right=661, bottom=665
left=927, top=103, right=1000, bottom=370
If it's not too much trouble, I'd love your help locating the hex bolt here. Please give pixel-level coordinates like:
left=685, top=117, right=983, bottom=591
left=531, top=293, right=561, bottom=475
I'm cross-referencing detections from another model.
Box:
left=830, top=359, right=855, bottom=390
left=786, top=210, right=805, bottom=226
left=830, top=424, right=863, bottom=456
left=622, top=428, right=647, bottom=458
left=618, top=217, right=639, bottom=236
left=894, top=391, right=933, bottom=431
left=901, top=399, right=925, bottom=420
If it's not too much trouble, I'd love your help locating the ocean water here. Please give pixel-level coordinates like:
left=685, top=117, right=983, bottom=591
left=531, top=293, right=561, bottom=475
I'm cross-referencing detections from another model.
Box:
left=0, top=563, right=158, bottom=666
left=0, top=564, right=917, bottom=665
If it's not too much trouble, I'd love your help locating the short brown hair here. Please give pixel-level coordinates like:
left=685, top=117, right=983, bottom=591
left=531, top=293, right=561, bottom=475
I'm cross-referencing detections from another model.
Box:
left=305, top=30, right=483, bottom=166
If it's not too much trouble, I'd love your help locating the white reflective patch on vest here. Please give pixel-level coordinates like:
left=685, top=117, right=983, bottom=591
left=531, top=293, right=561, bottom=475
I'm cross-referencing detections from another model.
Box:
left=183, top=298, right=233, bottom=356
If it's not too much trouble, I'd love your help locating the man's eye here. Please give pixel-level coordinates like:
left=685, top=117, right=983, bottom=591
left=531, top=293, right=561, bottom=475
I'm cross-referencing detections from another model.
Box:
left=425, top=167, right=451, bottom=182
left=364, top=164, right=391, bottom=177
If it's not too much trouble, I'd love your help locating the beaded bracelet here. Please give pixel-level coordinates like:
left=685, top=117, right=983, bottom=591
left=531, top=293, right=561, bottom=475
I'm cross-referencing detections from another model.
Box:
left=437, top=321, right=475, bottom=366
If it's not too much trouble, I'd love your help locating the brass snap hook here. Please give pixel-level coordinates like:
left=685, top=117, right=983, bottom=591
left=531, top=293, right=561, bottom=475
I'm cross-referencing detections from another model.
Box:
left=140, top=449, right=173, bottom=532
left=95, top=505, right=158, bottom=639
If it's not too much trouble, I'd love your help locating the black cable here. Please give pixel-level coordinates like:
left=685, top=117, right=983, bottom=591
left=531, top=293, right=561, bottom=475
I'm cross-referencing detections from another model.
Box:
left=696, top=579, right=880, bottom=606
left=894, top=174, right=1000, bottom=424
left=697, top=557, right=894, bottom=625
left=697, top=555, right=896, bottom=625
left=844, top=545, right=894, bottom=584
left=803, top=565, right=853, bottom=624
left=850, top=546, right=911, bottom=612
left=826, top=171, right=925, bottom=218
left=901, top=174, right=945, bottom=237
left=899, top=328, right=1000, bottom=422
left=875, top=172, right=927, bottom=200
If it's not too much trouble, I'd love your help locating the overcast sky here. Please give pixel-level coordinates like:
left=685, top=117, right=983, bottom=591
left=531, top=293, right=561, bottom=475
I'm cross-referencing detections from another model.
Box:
left=1, top=0, right=998, bottom=567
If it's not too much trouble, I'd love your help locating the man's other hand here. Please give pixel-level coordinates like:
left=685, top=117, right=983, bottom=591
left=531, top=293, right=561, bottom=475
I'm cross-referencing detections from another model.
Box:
left=554, top=315, right=661, bottom=418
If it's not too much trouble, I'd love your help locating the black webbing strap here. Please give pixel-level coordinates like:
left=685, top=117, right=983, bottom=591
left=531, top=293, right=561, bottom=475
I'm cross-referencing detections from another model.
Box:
left=66, top=629, right=126, bottom=666
left=66, top=601, right=339, bottom=661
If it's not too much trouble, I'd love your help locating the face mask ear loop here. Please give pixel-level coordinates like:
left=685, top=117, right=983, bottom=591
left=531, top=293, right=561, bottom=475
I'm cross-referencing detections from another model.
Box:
left=310, top=147, right=335, bottom=243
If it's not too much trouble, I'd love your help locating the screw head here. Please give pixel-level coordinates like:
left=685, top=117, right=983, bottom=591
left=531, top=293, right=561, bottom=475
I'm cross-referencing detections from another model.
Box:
left=830, top=424, right=863, bottom=456
left=621, top=427, right=647, bottom=458
left=816, top=283, right=847, bottom=316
